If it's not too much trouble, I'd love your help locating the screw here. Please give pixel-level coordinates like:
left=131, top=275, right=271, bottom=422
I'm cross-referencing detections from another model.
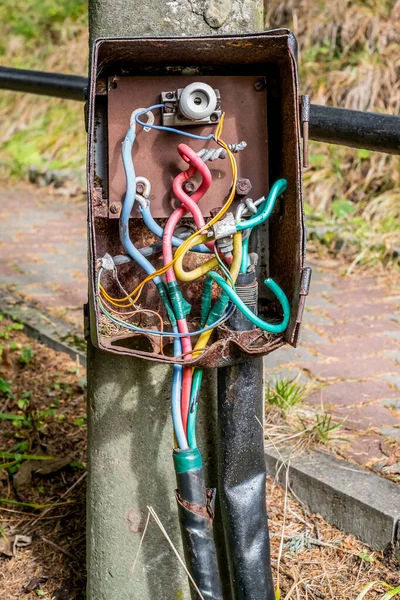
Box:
left=164, top=103, right=174, bottom=114
left=136, top=182, right=145, bottom=195
left=165, top=92, right=174, bottom=99
left=210, top=113, right=219, bottom=122
left=209, top=207, right=222, bottom=218
left=110, top=203, right=120, bottom=214
left=236, top=178, right=253, bottom=196
left=254, top=78, right=265, bottom=92
left=182, top=181, right=195, bottom=194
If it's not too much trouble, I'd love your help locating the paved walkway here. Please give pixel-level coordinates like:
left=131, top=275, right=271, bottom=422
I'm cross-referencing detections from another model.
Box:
left=266, top=266, right=400, bottom=477
left=0, top=186, right=87, bottom=330
left=1, top=187, right=399, bottom=476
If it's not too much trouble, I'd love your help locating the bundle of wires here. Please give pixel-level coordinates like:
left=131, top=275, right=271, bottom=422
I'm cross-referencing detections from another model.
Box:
left=97, top=102, right=290, bottom=452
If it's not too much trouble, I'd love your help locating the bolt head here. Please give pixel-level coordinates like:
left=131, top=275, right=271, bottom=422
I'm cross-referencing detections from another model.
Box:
left=182, top=181, right=195, bottom=194
left=165, top=92, right=174, bottom=99
left=236, top=178, right=252, bottom=196
left=110, top=203, right=120, bottom=214
left=254, top=78, right=265, bottom=91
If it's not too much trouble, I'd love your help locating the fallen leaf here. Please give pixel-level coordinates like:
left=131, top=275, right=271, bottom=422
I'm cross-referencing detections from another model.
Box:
left=22, top=576, right=47, bottom=593
left=13, top=456, right=72, bottom=491
left=0, top=534, right=31, bottom=557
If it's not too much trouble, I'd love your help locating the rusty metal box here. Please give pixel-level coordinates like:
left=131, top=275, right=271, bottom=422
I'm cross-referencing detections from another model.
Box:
left=87, top=31, right=310, bottom=367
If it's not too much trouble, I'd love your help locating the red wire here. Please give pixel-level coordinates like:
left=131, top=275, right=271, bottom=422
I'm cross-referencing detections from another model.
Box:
left=163, top=144, right=212, bottom=434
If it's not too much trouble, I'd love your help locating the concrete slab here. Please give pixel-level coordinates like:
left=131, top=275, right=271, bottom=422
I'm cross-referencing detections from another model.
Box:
left=265, top=447, right=400, bottom=556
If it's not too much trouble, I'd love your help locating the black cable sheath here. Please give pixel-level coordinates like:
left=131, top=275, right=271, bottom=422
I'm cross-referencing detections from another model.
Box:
left=217, top=270, right=275, bottom=599
left=175, top=465, right=223, bottom=600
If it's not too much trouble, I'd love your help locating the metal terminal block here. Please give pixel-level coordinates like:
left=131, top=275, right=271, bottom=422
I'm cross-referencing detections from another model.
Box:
left=210, top=212, right=236, bottom=240
left=209, top=212, right=237, bottom=259
left=161, top=83, right=221, bottom=127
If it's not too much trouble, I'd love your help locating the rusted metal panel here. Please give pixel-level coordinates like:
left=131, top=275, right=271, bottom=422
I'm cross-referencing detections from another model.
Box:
left=107, top=75, right=268, bottom=218
left=87, top=30, right=307, bottom=366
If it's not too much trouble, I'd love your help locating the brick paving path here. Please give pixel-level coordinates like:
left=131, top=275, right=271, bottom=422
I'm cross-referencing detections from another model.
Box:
left=265, top=265, right=400, bottom=477
left=1, top=187, right=399, bottom=475
left=0, top=186, right=87, bottom=330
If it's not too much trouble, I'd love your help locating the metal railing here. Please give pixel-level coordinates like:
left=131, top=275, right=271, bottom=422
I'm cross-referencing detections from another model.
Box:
left=1, top=65, right=400, bottom=155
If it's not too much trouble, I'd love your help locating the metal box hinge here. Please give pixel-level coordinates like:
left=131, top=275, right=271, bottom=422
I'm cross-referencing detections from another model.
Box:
left=296, top=266, right=312, bottom=325
left=300, top=95, right=310, bottom=168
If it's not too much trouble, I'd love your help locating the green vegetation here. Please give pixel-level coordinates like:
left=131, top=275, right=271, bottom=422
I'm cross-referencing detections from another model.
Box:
left=0, top=0, right=87, bottom=179
left=266, top=0, right=400, bottom=270
left=266, top=377, right=343, bottom=446
left=355, top=582, right=400, bottom=599
left=267, top=377, right=308, bottom=417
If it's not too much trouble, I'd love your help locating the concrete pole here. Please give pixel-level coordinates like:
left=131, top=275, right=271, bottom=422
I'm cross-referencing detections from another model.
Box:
left=87, top=3, right=264, bottom=599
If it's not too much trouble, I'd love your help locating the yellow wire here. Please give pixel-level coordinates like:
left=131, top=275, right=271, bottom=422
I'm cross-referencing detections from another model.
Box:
left=191, top=231, right=242, bottom=358
left=174, top=234, right=217, bottom=282
left=100, top=115, right=238, bottom=306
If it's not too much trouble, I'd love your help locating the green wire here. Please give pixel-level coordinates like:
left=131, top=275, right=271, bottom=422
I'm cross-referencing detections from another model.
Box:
left=188, top=369, right=202, bottom=448
left=236, top=178, right=288, bottom=232
left=207, top=272, right=290, bottom=333
left=241, top=237, right=250, bottom=273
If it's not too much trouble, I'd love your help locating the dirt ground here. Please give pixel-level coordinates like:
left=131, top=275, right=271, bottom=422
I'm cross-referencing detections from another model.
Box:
left=0, top=319, right=399, bottom=599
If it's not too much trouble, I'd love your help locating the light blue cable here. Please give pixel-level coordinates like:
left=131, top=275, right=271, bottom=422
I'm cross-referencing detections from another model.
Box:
left=135, top=104, right=216, bottom=141
left=139, top=204, right=211, bottom=254
left=97, top=292, right=234, bottom=338
left=171, top=327, right=188, bottom=450
left=121, top=125, right=190, bottom=449
left=121, top=128, right=162, bottom=285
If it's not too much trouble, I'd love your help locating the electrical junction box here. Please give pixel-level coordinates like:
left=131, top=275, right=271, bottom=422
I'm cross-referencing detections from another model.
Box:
left=87, top=31, right=311, bottom=368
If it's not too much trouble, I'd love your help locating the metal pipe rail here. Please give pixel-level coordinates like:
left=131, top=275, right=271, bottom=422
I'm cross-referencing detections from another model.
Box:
left=1, top=65, right=400, bottom=154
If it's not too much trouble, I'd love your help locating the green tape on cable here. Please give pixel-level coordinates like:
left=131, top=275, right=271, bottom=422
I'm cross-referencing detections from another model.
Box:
left=167, top=281, right=192, bottom=320
left=200, top=278, right=213, bottom=327
left=173, top=447, right=203, bottom=474
left=156, top=282, right=177, bottom=326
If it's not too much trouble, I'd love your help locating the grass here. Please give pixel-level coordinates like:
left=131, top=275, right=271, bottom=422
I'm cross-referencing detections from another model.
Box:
left=266, top=0, right=400, bottom=271
left=356, top=582, right=400, bottom=599
left=266, top=377, right=308, bottom=417
left=0, top=0, right=88, bottom=180
left=266, top=377, right=345, bottom=453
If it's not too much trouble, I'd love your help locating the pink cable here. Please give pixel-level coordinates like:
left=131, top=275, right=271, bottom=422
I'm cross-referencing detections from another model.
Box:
left=163, top=144, right=212, bottom=435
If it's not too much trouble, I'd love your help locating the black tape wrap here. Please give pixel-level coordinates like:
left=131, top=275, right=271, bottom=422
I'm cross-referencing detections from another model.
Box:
left=217, top=270, right=275, bottom=599
left=175, top=468, right=223, bottom=600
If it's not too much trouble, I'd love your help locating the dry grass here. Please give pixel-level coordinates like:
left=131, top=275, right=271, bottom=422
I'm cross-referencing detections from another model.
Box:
left=267, top=475, right=399, bottom=599
left=0, top=0, right=88, bottom=179
left=266, top=0, right=400, bottom=272
left=0, top=323, right=399, bottom=598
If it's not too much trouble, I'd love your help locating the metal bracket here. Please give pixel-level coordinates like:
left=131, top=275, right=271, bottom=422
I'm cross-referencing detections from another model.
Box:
left=300, top=95, right=310, bottom=168
left=161, top=87, right=222, bottom=127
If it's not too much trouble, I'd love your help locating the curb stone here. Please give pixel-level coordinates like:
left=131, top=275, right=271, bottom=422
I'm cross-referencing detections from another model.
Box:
left=2, top=288, right=400, bottom=560
left=0, top=289, right=86, bottom=366
left=265, top=447, right=400, bottom=560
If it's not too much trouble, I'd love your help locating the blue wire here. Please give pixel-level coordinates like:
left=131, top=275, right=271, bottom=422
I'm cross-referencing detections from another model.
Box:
left=139, top=205, right=211, bottom=254
left=135, top=104, right=216, bottom=141
left=121, top=128, right=162, bottom=285
left=97, top=293, right=234, bottom=339
left=121, top=120, right=194, bottom=450
left=171, top=327, right=188, bottom=450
